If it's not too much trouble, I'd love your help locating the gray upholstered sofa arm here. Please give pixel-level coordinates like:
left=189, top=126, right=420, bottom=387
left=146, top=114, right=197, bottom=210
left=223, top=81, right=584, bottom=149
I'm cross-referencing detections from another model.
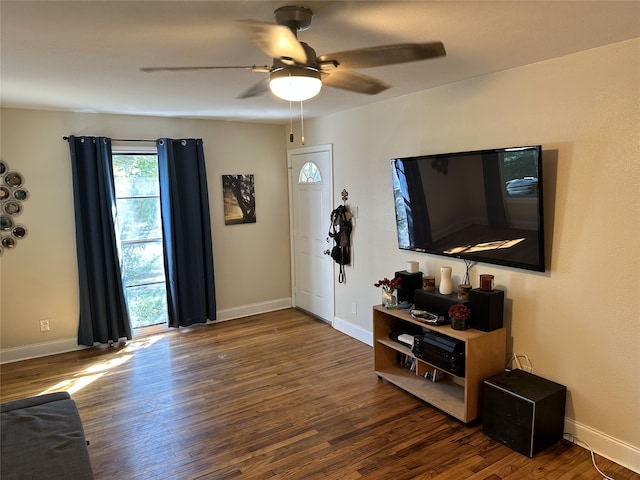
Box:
left=1, top=391, right=94, bottom=479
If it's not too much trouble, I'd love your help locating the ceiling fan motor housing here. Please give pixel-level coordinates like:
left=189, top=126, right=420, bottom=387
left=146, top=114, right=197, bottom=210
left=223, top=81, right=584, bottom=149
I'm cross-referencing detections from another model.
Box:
left=274, top=41, right=319, bottom=68
left=274, top=5, right=313, bottom=33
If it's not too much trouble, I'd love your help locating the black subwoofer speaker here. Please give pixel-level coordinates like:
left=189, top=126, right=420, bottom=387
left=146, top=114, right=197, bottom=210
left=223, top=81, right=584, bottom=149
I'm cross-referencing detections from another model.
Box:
left=483, top=369, right=566, bottom=457
left=394, top=271, right=423, bottom=304
left=469, top=288, right=504, bottom=331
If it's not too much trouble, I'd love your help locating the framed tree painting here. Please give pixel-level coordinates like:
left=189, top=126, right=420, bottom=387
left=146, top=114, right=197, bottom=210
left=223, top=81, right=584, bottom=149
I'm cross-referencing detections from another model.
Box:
left=222, top=174, right=256, bottom=225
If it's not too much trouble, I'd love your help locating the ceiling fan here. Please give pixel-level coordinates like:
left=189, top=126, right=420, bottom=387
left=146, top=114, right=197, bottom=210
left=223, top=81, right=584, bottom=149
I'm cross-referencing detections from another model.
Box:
left=141, top=5, right=446, bottom=102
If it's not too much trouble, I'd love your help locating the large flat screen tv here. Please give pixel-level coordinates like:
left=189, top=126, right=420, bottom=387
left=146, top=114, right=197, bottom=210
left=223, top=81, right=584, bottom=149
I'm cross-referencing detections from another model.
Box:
left=391, top=145, right=545, bottom=272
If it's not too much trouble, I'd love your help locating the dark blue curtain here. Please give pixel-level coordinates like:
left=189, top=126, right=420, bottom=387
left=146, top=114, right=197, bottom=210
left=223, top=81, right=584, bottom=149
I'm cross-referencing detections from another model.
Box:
left=68, top=136, right=132, bottom=346
left=157, top=138, right=216, bottom=327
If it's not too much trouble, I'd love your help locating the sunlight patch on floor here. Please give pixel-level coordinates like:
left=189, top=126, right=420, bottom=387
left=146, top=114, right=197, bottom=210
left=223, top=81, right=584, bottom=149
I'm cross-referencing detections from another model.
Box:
left=38, top=334, right=166, bottom=396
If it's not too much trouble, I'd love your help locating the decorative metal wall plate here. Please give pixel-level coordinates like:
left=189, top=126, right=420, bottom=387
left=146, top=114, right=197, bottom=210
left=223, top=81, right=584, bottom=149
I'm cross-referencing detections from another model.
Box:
left=0, top=160, right=29, bottom=256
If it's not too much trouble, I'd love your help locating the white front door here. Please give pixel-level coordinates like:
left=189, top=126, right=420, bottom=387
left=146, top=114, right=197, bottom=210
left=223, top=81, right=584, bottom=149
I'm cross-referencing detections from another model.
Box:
left=288, top=145, right=334, bottom=323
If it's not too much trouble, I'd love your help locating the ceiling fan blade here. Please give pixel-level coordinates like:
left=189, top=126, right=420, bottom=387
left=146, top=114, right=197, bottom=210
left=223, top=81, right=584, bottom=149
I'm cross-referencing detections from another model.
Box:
left=140, top=65, right=271, bottom=73
left=317, top=42, right=446, bottom=70
left=322, top=71, right=390, bottom=95
left=237, top=78, right=271, bottom=99
left=237, top=20, right=307, bottom=64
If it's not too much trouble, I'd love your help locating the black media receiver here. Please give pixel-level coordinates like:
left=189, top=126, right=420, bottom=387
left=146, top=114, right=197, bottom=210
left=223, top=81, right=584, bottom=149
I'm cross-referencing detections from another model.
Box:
left=412, top=330, right=465, bottom=377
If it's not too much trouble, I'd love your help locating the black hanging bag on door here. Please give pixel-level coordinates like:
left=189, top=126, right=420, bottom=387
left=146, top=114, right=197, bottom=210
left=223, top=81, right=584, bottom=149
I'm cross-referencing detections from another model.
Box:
left=328, top=205, right=352, bottom=283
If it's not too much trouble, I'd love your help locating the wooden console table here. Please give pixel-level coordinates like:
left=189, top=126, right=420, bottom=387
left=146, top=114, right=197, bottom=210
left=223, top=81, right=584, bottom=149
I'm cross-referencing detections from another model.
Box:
left=373, top=305, right=506, bottom=423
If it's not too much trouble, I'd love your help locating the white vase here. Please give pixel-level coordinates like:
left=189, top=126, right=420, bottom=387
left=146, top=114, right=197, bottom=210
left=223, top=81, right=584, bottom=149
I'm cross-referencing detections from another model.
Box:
left=439, top=266, right=452, bottom=295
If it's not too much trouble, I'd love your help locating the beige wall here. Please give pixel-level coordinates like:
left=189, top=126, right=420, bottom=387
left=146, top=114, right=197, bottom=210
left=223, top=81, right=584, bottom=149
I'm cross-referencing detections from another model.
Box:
left=290, top=39, right=640, bottom=468
left=0, top=110, right=292, bottom=352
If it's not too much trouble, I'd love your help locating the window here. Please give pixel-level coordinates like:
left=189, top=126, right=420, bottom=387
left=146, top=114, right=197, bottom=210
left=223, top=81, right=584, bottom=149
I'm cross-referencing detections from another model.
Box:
left=112, top=152, right=168, bottom=329
left=298, top=161, right=322, bottom=183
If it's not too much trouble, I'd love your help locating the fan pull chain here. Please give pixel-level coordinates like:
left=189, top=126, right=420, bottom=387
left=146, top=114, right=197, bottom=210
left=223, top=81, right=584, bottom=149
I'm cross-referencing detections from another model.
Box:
left=300, top=101, right=305, bottom=145
left=289, top=101, right=294, bottom=143
left=286, top=101, right=307, bottom=145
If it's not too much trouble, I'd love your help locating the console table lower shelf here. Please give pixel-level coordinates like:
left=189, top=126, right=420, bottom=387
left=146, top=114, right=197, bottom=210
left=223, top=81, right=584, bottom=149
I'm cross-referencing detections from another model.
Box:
left=373, top=305, right=506, bottom=423
left=376, top=366, right=466, bottom=419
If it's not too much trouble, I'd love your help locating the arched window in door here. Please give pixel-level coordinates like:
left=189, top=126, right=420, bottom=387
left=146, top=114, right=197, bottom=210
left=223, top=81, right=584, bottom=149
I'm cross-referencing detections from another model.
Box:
left=298, top=161, right=322, bottom=183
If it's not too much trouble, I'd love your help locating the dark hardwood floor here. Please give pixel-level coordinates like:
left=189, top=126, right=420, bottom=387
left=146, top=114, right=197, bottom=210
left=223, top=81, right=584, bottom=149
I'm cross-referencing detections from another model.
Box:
left=1, top=309, right=637, bottom=479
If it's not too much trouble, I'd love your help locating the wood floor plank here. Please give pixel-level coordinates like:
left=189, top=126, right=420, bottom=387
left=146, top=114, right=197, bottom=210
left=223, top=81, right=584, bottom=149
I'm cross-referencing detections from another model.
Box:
left=1, top=309, right=638, bottom=479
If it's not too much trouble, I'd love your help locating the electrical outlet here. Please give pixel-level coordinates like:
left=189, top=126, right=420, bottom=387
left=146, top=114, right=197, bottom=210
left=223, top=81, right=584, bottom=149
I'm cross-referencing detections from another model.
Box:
left=39, top=319, right=50, bottom=332
left=351, top=302, right=357, bottom=314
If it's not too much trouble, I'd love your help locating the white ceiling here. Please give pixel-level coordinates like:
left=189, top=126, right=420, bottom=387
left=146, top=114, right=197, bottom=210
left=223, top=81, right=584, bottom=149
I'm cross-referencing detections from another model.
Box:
left=2, top=1, right=639, bottom=124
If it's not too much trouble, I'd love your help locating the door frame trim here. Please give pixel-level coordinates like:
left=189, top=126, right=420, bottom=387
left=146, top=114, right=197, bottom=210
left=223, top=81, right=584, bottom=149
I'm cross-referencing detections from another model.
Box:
left=287, top=144, right=334, bottom=319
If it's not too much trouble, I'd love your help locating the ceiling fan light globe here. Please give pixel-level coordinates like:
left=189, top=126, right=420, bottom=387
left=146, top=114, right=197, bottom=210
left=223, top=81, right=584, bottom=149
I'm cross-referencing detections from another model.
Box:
left=269, top=71, right=322, bottom=102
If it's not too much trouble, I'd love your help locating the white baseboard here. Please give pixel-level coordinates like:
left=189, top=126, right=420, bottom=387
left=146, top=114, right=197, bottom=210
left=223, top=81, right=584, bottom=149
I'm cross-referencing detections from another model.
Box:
left=214, top=297, right=292, bottom=322
left=1, top=298, right=293, bottom=364
left=332, top=316, right=373, bottom=347
left=0, top=338, right=88, bottom=364
left=564, top=417, right=640, bottom=474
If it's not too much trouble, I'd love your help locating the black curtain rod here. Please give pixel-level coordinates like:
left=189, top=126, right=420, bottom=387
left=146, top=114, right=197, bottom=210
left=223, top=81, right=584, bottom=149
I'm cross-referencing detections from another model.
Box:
left=62, top=136, right=157, bottom=143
